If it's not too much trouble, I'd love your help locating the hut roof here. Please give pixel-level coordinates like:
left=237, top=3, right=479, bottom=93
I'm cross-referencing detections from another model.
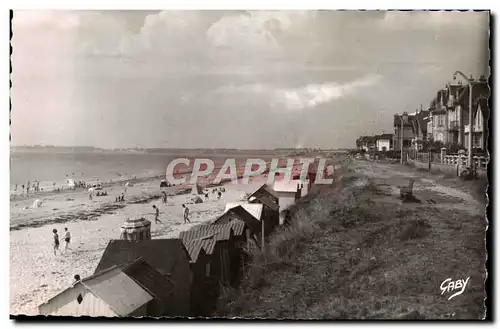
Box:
left=181, top=224, right=232, bottom=242
left=181, top=238, right=216, bottom=263
left=39, top=266, right=153, bottom=317
left=248, top=184, right=279, bottom=210
left=249, top=184, right=278, bottom=200
left=224, top=202, right=263, bottom=220
left=95, top=239, right=191, bottom=276
left=272, top=181, right=299, bottom=193
left=215, top=206, right=261, bottom=235
left=121, top=257, right=175, bottom=303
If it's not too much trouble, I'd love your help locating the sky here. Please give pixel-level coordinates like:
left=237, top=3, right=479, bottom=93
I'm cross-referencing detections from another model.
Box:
left=11, top=10, right=490, bottom=149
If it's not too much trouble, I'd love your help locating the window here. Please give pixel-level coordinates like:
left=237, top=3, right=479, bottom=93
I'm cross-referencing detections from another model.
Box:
left=473, top=134, right=482, bottom=148
left=205, top=262, right=211, bottom=276
left=437, top=115, right=444, bottom=127
left=436, top=133, right=444, bottom=142
left=474, top=109, right=483, bottom=128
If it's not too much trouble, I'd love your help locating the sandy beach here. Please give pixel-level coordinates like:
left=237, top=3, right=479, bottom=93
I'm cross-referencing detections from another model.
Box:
left=9, top=172, right=270, bottom=316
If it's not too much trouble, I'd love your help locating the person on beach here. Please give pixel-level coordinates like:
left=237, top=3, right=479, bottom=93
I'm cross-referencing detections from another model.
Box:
left=52, top=229, right=60, bottom=255
left=205, top=193, right=209, bottom=201
left=152, top=205, right=162, bottom=224
left=182, top=204, right=191, bottom=223
left=217, top=191, right=222, bottom=200
left=63, top=227, right=71, bottom=253
left=161, top=191, right=167, bottom=204
left=89, top=192, right=93, bottom=200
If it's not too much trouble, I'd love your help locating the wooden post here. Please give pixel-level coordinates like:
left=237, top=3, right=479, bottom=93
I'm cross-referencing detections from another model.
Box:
left=261, top=217, right=265, bottom=251
left=428, top=149, right=431, bottom=172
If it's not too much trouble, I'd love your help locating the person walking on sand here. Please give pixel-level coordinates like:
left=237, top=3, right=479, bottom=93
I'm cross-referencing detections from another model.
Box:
left=63, top=227, right=71, bottom=253
left=152, top=205, right=162, bottom=224
left=52, top=229, right=60, bottom=255
left=182, top=204, right=191, bottom=224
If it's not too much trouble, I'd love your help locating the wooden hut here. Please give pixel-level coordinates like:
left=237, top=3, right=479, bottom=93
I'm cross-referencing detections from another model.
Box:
left=214, top=206, right=261, bottom=242
left=95, top=239, right=192, bottom=317
left=225, top=201, right=278, bottom=238
left=38, top=266, right=153, bottom=317
left=180, top=235, right=222, bottom=316
left=272, top=181, right=302, bottom=224
left=121, top=257, right=177, bottom=317
left=247, top=184, right=280, bottom=232
left=120, top=217, right=151, bottom=241
left=247, top=184, right=279, bottom=206
left=180, top=224, right=235, bottom=286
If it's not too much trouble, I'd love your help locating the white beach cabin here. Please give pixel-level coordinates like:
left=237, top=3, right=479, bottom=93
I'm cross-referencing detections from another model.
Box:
left=38, top=266, right=153, bottom=317
left=272, top=181, right=302, bottom=225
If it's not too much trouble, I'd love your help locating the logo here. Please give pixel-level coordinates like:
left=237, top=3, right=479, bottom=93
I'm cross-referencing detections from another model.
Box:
left=440, top=277, right=470, bottom=300
left=165, top=157, right=337, bottom=186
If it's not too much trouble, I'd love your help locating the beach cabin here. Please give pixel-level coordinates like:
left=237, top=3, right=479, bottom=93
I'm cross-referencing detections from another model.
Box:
left=247, top=185, right=280, bottom=233
left=225, top=202, right=277, bottom=238
left=120, top=257, right=177, bottom=317
left=180, top=223, right=241, bottom=287
left=95, top=239, right=192, bottom=317
left=214, top=206, right=262, bottom=243
left=179, top=234, right=226, bottom=316
left=38, top=266, right=153, bottom=317
left=272, top=181, right=302, bottom=225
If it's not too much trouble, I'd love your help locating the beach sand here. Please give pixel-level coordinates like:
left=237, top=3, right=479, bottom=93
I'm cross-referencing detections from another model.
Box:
left=9, top=174, right=268, bottom=315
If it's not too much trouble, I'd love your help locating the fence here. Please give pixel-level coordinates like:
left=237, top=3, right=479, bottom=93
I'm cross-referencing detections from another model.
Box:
left=407, top=151, right=488, bottom=179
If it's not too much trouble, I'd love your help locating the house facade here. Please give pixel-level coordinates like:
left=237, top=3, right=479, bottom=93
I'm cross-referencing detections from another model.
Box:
left=393, top=109, right=429, bottom=153
left=373, top=134, right=393, bottom=151
left=427, top=76, right=489, bottom=153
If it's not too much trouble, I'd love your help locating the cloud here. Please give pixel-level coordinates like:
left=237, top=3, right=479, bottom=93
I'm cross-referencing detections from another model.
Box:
left=273, top=75, right=383, bottom=111
left=378, top=11, right=489, bottom=30
left=13, top=10, right=81, bottom=30
left=211, top=74, right=383, bottom=112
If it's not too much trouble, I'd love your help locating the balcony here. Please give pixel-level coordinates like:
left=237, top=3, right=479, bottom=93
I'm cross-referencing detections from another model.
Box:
left=449, top=120, right=460, bottom=132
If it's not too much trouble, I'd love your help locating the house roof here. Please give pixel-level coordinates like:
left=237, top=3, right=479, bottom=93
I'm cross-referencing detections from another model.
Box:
left=224, top=202, right=263, bottom=220
left=477, top=98, right=489, bottom=119
left=373, top=133, right=393, bottom=141
left=121, top=257, right=175, bottom=303
left=456, top=82, right=490, bottom=109
left=39, top=266, right=153, bottom=317
left=214, top=206, right=261, bottom=235
left=393, top=114, right=416, bottom=127
left=95, top=239, right=191, bottom=276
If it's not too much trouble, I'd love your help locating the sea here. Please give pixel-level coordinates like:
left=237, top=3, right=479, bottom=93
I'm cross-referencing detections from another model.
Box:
left=9, top=150, right=278, bottom=193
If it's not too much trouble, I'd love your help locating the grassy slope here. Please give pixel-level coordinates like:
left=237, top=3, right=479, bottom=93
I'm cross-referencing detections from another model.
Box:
left=216, top=167, right=487, bottom=319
